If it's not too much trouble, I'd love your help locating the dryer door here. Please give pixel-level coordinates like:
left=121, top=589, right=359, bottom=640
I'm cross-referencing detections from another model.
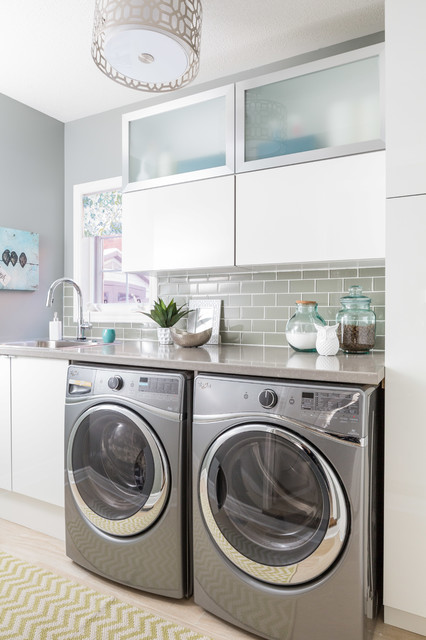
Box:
left=199, top=424, right=348, bottom=585
left=68, top=404, right=169, bottom=537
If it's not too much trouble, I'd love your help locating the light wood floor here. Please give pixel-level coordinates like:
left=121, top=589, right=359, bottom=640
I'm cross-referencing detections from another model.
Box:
left=0, top=518, right=423, bottom=640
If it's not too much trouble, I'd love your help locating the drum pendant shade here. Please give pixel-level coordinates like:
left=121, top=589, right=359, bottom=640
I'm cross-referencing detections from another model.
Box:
left=92, top=0, right=202, bottom=92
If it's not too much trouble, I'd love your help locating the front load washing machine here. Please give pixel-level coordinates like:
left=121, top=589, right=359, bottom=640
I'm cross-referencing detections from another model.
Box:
left=192, top=374, right=383, bottom=640
left=65, top=364, right=192, bottom=599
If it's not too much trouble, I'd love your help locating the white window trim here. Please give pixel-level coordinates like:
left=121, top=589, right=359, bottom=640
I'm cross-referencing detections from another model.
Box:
left=73, top=176, right=157, bottom=324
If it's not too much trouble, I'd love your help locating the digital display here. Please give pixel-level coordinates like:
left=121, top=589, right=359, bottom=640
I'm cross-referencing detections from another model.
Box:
left=301, top=392, right=315, bottom=410
left=138, top=376, right=179, bottom=395
left=301, top=391, right=360, bottom=416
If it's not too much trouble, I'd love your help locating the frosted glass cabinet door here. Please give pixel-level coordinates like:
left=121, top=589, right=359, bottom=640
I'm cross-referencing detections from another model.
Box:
left=236, top=151, right=385, bottom=265
left=236, top=43, right=384, bottom=172
left=123, top=85, right=234, bottom=191
left=122, top=175, right=235, bottom=272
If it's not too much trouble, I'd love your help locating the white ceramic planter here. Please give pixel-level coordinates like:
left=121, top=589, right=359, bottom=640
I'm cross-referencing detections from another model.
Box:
left=157, top=327, right=173, bottom=345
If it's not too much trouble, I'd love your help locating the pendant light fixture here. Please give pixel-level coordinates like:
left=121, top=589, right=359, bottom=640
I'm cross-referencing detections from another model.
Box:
left=92, top=0, right=202, bottom=93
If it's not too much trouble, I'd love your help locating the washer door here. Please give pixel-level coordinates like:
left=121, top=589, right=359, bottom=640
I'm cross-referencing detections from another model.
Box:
left=68, top=404, right=169, bottom=537
left=199, top=424, right=348, bottom=585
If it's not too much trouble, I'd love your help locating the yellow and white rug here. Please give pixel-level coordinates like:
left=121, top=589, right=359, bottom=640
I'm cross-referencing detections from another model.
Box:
left=0, top=552, right=212, bottom=640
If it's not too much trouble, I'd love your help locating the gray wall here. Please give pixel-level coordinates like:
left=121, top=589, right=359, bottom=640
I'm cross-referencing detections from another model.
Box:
left=0, top=93, right=64, bottom=341
left=64, top=107, right=123, bottom=275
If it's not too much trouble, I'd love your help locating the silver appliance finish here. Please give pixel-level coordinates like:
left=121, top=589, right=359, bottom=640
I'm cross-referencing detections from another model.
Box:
left=192, top=374, right=383, bottom=640
left=65, top=364, right=192, bottom=598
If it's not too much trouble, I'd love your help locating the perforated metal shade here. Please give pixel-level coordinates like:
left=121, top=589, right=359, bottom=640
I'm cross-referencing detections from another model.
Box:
left=92, top=0, right=202, bottom=93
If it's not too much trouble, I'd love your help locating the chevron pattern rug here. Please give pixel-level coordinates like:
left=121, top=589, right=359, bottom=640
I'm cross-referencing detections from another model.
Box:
left=0, top=552, right=212, bottom=640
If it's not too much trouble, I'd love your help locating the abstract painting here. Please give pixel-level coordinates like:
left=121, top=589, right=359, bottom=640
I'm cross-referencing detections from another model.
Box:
left=0, top=227, right=39, bottom=291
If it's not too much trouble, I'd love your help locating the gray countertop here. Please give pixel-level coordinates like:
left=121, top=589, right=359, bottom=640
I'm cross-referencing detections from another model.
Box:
left=0, top=341, right=385, bottom=385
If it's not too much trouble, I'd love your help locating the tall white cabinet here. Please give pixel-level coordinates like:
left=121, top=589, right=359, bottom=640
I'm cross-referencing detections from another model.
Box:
left=385, top=0, right=426, bottom=198
left=385, top=1, right=426, bottom=635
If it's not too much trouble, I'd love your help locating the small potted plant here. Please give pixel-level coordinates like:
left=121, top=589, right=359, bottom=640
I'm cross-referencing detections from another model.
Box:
left=141, top=298, right=192, bottom=345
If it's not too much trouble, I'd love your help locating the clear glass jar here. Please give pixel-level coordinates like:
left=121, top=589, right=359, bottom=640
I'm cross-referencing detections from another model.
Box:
left=286, top=301, right=326, bottom=352
left=336, top=285, right=376, bottom=354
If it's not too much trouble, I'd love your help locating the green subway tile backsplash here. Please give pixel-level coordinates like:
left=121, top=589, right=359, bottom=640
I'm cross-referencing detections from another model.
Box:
left=62, top=264, right=385, bottom=350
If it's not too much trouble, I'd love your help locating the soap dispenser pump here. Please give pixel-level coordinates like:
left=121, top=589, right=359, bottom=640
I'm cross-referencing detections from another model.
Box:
left=49, top=312, right=62, bottom=341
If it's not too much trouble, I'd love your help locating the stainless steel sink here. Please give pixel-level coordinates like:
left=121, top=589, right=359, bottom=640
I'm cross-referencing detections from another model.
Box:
left=2, top=339, right=98, bottom=349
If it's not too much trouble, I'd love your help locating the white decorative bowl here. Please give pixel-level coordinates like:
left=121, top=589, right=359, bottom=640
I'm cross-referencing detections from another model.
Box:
left=170, top=327, right=212, bottom=347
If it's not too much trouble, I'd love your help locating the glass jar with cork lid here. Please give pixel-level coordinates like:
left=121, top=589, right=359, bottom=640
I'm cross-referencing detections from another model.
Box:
left=285, top=300, right=326, bottom=352
left=336, top=285, right=376, bottom=353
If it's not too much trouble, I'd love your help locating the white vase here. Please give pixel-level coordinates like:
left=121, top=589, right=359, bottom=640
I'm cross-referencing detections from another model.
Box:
left=157, top=327, right=173, bottom=345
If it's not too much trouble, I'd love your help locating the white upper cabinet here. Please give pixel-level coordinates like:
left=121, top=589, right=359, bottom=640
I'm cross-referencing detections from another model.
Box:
left=236, top=44, right=384, bottom=173
left=122, top=175, right=235, bottom=272
left=236, top=151, right=385, bottom=266
left=123, top=85, right=234, bottom=192
left=386, top=0, right=426, bottom=197
left=121, top=41, right=385, bottom=272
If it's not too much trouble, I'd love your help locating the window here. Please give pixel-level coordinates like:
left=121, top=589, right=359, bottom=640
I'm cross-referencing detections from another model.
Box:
left=73, top=177, right=156, bottom=323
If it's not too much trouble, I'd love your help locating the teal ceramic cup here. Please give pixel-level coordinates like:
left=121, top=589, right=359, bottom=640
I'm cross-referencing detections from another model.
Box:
left=102, top=328, right=116, bottom=344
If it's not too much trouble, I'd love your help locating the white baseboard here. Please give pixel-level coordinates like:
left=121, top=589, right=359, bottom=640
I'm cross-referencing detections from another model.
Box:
left=384, top=606, right=426, bottom=636
left=0, top=490, right=65, bottom=541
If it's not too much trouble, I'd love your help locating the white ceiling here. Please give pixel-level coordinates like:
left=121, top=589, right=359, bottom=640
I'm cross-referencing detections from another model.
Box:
left=0, top=0, right=384, bottom=123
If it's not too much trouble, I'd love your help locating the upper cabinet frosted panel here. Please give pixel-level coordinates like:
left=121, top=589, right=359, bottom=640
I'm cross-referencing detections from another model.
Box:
left=123, top=85, right=234, bottom=191
left=236, top=44, right=384, bottom=172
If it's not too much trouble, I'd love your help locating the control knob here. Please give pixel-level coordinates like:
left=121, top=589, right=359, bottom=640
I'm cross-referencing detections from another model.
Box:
left=259, top=389, right=278, bottom=408
left=108, top=375, right=123, bottom=391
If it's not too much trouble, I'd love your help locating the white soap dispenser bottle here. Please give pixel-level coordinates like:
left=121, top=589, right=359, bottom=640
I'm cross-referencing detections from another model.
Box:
left=49, top=312, right=62, bottom=340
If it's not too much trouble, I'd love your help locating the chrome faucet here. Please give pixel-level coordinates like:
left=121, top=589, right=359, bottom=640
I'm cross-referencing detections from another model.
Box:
left=46, top=278, right=92, bottom=341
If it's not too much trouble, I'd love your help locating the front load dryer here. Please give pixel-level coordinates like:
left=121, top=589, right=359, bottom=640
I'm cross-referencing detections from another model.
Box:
left=65, top=364, right=192, bottom=598
left=192, top=374, right=383, bottom=640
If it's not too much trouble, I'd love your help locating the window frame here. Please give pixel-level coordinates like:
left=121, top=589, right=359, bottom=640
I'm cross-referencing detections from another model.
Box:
left=73, top=176, right=157, bottom=324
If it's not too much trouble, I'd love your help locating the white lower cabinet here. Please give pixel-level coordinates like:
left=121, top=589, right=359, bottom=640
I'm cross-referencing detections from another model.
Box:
left=122, top=175, right=235, bottom=272
left=10, top=357, right=68, bottom=508
left=0, top=356, right=11, bottom=491
left=236, top=150, right=385, bottom=265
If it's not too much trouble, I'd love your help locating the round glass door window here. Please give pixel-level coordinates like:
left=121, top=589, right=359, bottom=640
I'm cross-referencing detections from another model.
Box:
left=68, top=404, right=169, bottom=537
left=199, top=424, right=348, bottom=585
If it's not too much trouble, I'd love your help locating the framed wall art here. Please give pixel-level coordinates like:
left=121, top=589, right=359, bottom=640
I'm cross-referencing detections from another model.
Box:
left=0, top=227, right=39, bottom=291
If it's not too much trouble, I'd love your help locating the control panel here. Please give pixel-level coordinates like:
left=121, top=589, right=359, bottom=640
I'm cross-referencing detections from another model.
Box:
left=267, top=385, right=363, bottom=438
left=195, top=375, right=369, bottom=440
left=66, top=365, right=185, bottom=413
